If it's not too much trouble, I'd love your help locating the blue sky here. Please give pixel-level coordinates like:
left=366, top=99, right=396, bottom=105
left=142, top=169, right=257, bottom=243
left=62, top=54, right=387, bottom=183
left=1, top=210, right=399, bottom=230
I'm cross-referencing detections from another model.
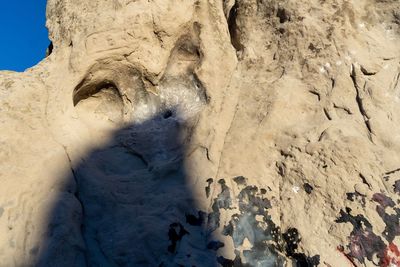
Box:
left=0, top=0, right=49, bottom=72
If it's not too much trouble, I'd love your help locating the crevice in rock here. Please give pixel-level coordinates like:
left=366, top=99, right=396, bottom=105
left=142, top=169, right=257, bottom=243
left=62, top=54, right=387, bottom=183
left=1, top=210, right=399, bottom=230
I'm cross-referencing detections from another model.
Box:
left=330, top=78, right=336, bottom=90
left=308, top=90, right=321, bottom=101
left=227, top=1, right=243, bottom=52
left=333, top=103, right=352, bottom=115
left=60, top=145, right=89, bottom=264
left=62, top=145, right=77, bottom=185
left=200, top=145, right=211, bottom=162
left=323, top=107, right=332, bottom=120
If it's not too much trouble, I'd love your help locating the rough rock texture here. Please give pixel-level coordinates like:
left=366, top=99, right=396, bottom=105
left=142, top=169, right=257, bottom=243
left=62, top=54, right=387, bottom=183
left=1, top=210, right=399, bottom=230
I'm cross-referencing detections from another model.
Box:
left=0, top=0, right=400, bottom=266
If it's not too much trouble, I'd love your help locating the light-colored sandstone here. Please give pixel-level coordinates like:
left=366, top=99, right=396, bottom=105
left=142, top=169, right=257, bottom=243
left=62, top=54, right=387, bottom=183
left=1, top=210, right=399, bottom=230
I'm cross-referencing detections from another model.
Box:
left=0, top=0, right=399, bottom=266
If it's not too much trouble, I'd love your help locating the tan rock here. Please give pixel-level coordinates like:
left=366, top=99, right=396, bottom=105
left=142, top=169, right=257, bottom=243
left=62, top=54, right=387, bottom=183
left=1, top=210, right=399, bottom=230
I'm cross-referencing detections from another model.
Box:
left=0, top=0, right=399, bottom=266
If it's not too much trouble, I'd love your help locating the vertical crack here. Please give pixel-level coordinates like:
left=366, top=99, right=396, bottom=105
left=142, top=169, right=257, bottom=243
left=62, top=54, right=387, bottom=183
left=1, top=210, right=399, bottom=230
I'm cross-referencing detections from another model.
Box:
left=350, top=64, right=373, bottom=142
left=60, top=145, right=88, bottom=265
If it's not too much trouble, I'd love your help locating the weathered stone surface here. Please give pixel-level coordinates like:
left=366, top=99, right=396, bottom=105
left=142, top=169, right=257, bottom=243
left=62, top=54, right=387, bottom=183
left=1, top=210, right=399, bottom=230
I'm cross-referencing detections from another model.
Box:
left=0, top=0, right=399, bottom=266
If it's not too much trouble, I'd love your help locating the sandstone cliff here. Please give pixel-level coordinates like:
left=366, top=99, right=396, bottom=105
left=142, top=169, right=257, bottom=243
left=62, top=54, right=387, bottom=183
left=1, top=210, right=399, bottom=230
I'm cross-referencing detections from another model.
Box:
left=0, top=0, right=399, bottom=266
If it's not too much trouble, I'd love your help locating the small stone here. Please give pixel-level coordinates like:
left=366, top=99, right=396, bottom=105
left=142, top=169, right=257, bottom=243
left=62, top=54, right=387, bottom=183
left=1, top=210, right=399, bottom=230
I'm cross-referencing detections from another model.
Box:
left=303, top=183, right=313, bottom=194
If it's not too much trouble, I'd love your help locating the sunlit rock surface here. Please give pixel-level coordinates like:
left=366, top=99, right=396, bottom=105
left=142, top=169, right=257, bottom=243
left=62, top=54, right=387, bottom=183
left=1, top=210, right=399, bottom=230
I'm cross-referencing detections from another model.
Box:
left=0, top=0, right=399, bottom=266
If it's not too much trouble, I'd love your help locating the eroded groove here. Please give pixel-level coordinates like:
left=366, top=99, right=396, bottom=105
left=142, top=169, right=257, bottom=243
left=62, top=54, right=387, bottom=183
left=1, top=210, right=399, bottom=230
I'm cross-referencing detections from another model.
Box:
left=333, top=103, right=352, bottom=115
left=308, top=90, right=321, bottom=101
left=360, top=65, right=378, bottom=76
left=323, top=107, right=332, bottom=120
left=350, top=65, right=373, bottom=141
left=385, top=167, right=400, bottom=175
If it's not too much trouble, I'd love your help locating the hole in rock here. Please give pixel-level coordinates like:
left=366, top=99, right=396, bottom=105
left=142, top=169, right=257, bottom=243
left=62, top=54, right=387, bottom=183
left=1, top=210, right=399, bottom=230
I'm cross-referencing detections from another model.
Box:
left=277, top=7, right=291, bottom=23
left=163, top=109, right=173, bottom=119
left=73, top=80, right=124, bottom=124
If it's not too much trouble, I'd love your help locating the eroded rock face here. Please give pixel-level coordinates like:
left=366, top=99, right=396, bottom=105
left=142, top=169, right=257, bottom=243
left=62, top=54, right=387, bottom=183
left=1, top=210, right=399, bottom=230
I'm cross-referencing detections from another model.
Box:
left=0, top=0, right=399, bottom=266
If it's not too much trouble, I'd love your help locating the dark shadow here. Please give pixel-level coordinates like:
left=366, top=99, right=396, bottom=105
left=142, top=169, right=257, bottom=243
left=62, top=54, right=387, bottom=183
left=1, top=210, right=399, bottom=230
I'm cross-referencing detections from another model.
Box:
left=34, top=109, right=220, bottom=267
left=32, top=108, right=324, bottom=267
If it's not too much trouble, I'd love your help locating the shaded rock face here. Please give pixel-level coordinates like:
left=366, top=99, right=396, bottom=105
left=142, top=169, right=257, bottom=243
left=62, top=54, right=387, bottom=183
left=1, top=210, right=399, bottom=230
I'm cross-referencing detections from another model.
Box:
left=0, top=0, right=400, bottom=266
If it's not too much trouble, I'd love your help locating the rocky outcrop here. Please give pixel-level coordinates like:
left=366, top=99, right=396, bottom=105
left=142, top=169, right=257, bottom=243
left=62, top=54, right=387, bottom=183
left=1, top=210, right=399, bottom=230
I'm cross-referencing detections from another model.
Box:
left=0, top=0, right=399, bottom=266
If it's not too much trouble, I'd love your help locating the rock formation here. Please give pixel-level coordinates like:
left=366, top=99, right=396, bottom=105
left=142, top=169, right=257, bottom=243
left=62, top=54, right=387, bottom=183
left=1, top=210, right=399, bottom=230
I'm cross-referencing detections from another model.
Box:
left=0, top=0, right=399, bottom=266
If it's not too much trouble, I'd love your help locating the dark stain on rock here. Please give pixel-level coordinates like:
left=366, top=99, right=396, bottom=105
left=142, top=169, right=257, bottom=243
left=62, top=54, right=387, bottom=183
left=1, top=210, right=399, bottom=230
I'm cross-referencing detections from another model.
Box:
left=205, top=178, right=213, bottom=198
left=282, top=228, right=320, bottom=267
left=233, top=176, right=247, bottom=185
left=222, top=221, right=234, bottom=237
left=394, top=180, right=400, bottom=195
left=207, top=241, right=225, bottom=251
left=346, top=192, right=366, bottom=207
left=167, top=176, right=322, bottom=266
left=282, top=228, right=301, bottom=256
left=372, top=193, right=400, bottom=243
left=238, top=185, right=272, bottom=212
left=208, top=179, right=232, bottom=233
left=219, top=178, right=318, bottom=266
left=217, top=256, right=234, bottom=267
left=293, top=254, right=320, bottom=267
left=217, top=255, right=246, bottom=267
left=168, top=223, right=189, bottom=253
left=373, top=193, right=395, bottom=208
left=217, top=179, right=232, bottom=210
left=186, top=211, right=206, bottom=226
left=277, top=7, right=291, bottom=23
left=335, top=208, right=386, bottom=264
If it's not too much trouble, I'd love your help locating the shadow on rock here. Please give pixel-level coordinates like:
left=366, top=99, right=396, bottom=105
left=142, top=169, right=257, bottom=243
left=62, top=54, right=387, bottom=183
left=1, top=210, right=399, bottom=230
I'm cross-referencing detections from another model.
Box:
left=35, top=110, right=219, bottom=267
